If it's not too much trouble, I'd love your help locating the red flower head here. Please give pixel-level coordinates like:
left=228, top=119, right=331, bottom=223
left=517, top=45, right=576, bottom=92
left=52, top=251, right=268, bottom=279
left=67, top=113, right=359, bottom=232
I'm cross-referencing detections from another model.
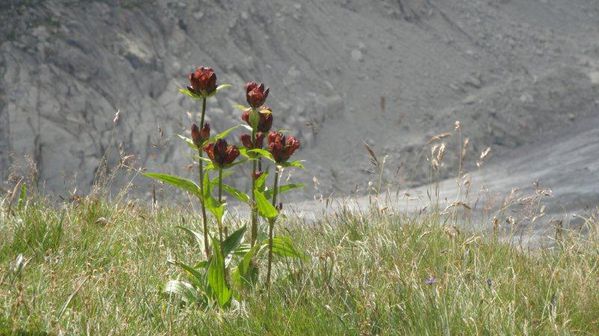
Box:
left=191, top=123, right=210, bottom=146
left=245, top=81, right=269, bottom=108
left=241, top=107, right=273, bottom=132
left=267, top=131, right=300, bottom=163
left=188, top=67, right=217, bottom=96
left=203, top=139, right=239, bottom=167
left=240, top=132, right=265, bottom=149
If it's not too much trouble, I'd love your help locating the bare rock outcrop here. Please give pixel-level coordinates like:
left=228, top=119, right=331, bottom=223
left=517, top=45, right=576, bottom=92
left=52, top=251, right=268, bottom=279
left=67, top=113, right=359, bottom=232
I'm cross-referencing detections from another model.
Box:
left=1, top=0, right=598, bottom=200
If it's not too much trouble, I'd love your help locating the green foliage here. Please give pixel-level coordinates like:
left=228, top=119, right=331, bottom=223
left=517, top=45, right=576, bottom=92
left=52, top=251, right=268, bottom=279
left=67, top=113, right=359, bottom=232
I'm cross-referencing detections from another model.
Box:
left=178, top=84, right=231, bottom=100
left=0, top=201, right=64, bottom=261
left=267, top=236, right=307, bottom=260
left=1, top=200, right=597, bottom=334
left=164, top=227, right=248, bottom=308
left=143, top=173, right=202, bottom=199
left=210, top=125, right=239, bottom=143
left=247, top=148, right=276, bottom=162
left=264, top=183, right=304, bottom=200
left=17, top=183, right=27, bottom=211
left=221, top=184, right=249, bottom=203
left=254, top=190, right=278, bottom=219
left=207, top=238, right=232, bottom=307
left=222, top=226, right=247, bottom=256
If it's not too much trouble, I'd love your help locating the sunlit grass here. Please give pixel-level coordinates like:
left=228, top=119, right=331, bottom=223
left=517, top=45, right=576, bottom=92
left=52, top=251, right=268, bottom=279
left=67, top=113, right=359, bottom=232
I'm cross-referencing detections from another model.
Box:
left=1, top=196, right=597, bottom=335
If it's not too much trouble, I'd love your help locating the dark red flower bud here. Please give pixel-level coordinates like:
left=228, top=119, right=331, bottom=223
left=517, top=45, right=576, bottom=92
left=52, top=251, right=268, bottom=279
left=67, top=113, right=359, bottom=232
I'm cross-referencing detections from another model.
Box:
left=191, top=124, right=201, bottom=146
left=240, top=131, right=265, bottom=150
left=191, top=123, right=210, bottom=146
left=256, top=108, right=273, bottom=133
left=240, top=134, right=253, bottom=149
left=241, top=107, right=273, bottom=132
left=245, top=81, right=269, bottom=108
left=267, top=131, right=300, bottom=163
left=188, top=67, right=217, bottom=96
left=200, top=123, right=210, bottom=141
left=241, top=109, right=250, bottom=124
left=203, top=139, right=239, bottom=167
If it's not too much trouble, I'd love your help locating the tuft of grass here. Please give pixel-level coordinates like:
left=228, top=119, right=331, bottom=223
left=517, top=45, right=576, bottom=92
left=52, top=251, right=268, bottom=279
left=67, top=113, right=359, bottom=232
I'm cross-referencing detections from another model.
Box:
left=0, top=196, right=597, bottom=335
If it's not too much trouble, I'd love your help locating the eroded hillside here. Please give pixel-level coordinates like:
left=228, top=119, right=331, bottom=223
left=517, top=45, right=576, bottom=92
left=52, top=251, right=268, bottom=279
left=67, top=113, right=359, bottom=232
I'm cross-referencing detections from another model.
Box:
left=1, top=0, right=598, bottom=201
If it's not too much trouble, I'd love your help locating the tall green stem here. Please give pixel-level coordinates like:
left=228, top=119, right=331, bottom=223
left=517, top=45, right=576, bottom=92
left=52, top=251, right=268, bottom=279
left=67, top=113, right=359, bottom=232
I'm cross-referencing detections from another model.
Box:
left=217, top=168, right=224, bottom=244
left=217, top=167, right=226, bottom=281
left=266, top=166, right=280, bottom=289
left=198, top=97, right=210, bottom=259
left=250, top=127, right=258, bottom=246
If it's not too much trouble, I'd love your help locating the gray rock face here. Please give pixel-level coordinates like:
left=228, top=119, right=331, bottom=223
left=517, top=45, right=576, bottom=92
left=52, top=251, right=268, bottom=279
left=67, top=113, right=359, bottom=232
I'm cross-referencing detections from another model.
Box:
left=1, top=0, right=598, bottom=200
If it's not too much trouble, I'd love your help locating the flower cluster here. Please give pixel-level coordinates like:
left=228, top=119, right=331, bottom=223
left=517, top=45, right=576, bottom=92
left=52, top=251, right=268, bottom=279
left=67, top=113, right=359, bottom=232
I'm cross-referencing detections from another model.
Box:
left=241, top=107, right=273, bottom=133
left=191, top=123, right=210, bottom=146
left=204, top=139, right=240, bottom=168
left=267, top=132, right=301, bottom=163
left=188, top=67, right=217, bottom=96
left=240, top=132, right=265, bottom=149
left=245, top=81, right=270, bottom=108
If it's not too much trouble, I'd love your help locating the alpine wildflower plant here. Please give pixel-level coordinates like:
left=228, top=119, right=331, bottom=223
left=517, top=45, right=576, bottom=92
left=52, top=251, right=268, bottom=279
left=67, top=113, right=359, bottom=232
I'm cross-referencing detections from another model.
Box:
left=144, top=67, right=306, bottom=308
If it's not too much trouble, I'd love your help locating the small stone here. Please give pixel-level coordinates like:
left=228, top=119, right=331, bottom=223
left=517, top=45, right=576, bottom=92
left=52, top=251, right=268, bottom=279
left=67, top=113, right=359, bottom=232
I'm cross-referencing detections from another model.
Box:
left=193, top=11, right=204, bottom=20
left=519, top=93, right=534, bottom=103
left=463, top=74, right=481, bottom=88
left=463, top=95, right=477, bottom=105
left=589, top=71, right=599, bottom=85
left=351, top=49, right=364, bottom=62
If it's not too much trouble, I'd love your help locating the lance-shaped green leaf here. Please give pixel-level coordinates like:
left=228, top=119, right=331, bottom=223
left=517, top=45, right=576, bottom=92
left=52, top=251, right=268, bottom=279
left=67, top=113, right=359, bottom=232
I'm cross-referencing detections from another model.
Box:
left=222, top=184, right=250, bottom=203
left=232, top=103, right=249, bottom=111
left=255, top=190, right=278, bottom=219
left=205, top=196, right=225, bottom=224
left=215, top=83, right=231, bottom=93
left=208, top=125, right=240, bottom=142
left=222, top=225, right=247, bottom=256
left=164, top=280, right=205, bottom=304
left=144, top=173, right=202, bottom=199
left=255, top=171, right=269, bottom=192
left=178, top=88, right=202, bottom=99
left=248, top=149, right=276, bottom=163
left=176, top=226, right=205, bottom=251
left=207, top=238, right=231, bottom=307
left=202, top=172, right=225, bottom=222
left=265, top=183, right=304, bottom=200
left=179, top=84, right=230, bottom=100
left=264, top=236, right=308, bottom=260
left=231, top=244, right=263, bottom=288
left=279, top=160, right=305, bottom=169
left=168, top=260, right=205, bottom=288
left=178, top=134, right=198, bottom=150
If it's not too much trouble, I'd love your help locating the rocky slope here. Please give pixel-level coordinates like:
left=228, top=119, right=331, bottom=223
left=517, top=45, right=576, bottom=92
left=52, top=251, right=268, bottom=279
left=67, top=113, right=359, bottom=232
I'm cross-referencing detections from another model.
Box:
left=1, top=0, right=598, bottom=203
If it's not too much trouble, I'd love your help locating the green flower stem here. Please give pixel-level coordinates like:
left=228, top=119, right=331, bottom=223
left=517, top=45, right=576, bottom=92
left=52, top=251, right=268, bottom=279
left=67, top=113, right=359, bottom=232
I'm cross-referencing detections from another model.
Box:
left=217, top=167, right=224, bottom=244
left=266, top=165, right=280, bottom=290
left=217, top=167, right=227, bottom=283
left=198, top=97, right=210, bottom=259
left=250, top=127, right=258, bottom=246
